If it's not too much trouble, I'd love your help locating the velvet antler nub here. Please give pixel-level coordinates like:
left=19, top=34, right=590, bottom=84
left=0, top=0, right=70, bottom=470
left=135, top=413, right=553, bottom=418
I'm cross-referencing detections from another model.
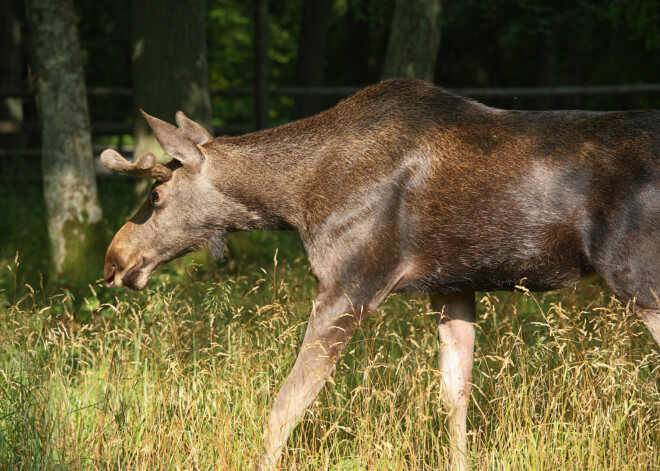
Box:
left=100, top=149, right=172, bottom=182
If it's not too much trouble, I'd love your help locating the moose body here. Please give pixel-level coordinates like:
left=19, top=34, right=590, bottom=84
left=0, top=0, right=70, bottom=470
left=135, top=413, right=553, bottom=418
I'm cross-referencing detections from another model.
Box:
left=102, top=79, right=660, bottom=470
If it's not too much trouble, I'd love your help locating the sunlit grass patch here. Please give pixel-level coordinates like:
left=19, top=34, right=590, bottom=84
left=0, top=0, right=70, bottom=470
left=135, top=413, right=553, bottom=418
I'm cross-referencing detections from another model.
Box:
left=1, top=253, right=658, bottom=470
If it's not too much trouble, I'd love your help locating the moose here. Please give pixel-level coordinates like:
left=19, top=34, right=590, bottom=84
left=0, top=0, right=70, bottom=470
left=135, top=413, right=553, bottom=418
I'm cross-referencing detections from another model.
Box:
left=102, top=79, right=660, bottom=470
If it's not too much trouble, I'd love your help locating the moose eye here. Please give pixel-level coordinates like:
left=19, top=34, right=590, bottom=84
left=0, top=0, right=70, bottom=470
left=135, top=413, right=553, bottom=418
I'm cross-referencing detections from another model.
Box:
left=150, top=190, right=161, bottom=206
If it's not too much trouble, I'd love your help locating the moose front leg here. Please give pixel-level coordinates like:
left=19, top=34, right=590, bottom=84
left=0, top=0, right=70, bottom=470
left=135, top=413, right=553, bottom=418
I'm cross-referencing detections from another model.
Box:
left=430, top=292, right=476, bottom=471
left=259, top=293, right=364, bottom=470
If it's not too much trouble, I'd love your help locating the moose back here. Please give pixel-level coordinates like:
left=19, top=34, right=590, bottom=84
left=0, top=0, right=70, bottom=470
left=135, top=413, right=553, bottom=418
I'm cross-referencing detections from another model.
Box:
left=101, top=79, right=660, bottom=470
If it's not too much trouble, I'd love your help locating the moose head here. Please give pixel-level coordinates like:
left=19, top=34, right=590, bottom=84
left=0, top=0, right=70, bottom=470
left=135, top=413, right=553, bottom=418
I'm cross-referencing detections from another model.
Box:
left=102, top=111, right=234, bottom=290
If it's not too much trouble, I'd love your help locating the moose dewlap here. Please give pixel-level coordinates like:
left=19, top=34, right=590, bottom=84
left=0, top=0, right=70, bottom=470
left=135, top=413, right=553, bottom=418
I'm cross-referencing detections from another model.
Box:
left=101, top=79, right=660, bottom=470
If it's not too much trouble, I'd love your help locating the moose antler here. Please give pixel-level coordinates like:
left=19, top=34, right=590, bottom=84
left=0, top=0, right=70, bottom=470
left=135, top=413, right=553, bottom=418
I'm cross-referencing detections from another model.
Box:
left=100, top=149, right=172, bottom=182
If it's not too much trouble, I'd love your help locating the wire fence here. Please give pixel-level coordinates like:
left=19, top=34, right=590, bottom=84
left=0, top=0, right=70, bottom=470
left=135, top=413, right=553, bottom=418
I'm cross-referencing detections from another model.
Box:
left=2, top=83, right=660, bottom=161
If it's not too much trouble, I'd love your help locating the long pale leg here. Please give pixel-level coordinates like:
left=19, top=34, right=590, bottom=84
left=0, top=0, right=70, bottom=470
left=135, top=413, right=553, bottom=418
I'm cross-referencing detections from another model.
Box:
left=259, top=294, right=363, bottom=470
left=640, top=309, right=660, bottom=347
left=430, top=292, right=476, bottom=471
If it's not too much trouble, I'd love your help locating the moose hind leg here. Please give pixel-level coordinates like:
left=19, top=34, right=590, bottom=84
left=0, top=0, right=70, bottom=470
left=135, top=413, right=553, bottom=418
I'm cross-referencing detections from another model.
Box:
left=640, top=309, right=660, bottom=347
left=430, top=292, right=476, bottom=471
left=259, top=294, right=364, bottom=470
left=592, top=200, right=660, bottom=346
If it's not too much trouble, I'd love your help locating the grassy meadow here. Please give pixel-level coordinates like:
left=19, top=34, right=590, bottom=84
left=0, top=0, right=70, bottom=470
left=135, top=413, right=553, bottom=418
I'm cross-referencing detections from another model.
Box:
left=1, top=171, right=659, bottom=470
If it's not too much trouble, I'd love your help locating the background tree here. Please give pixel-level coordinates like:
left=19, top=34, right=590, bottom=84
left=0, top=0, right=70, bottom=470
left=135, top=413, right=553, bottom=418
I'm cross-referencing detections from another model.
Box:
left=343, top=2, right=372, bottom=86
left=293, top=0, right=333, bottom=118
left=132, top=0, right=213, bottom=158
left=381, top=0, right=442, bottom=81
left=26, top=0, right=105, bottom=284
left=0, top=0, right=24, bottom=149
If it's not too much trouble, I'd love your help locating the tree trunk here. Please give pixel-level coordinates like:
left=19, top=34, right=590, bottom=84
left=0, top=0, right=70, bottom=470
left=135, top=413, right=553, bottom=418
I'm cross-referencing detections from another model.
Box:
left=132, top=0, right=212, bottom=158
left=26, top=0, right=105, bottom=284
left=293, top=0, right=332, bottom=119
left=345, top=2, right=370, bottom=86
left=254, top=0, right=270, bottom=129
left=0, top=0, right=24, bottom=148
left=381, top=0, right=442, bottom=82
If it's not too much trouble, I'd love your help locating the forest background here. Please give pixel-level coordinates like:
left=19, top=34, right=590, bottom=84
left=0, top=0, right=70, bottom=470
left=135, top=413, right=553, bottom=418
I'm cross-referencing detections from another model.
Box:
left=1, top=1, right=660, bottom=469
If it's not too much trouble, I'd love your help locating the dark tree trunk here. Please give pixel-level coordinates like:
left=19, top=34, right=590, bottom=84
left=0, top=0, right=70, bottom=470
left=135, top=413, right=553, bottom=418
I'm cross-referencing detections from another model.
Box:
left=254, top=0, right=269, bottom=129
left=293, top=0, right=333, bottom=119
left=132, top=0, right=212, bottom=157
left=381, top=0, right=443, bottom=82
left=345, top=2, right=370, bottom=86
left=26, top=0, right=105, bottom=284
left=0, top=0, right=24, bottom=148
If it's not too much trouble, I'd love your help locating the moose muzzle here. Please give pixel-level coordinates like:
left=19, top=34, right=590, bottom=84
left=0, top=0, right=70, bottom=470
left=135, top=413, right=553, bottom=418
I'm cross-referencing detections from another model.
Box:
left=103, top=241, right=148, bottom=290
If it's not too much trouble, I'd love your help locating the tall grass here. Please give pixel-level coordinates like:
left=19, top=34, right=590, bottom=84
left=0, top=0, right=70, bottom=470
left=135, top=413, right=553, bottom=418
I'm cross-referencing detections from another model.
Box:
left=1, top=247, right=658, bottom=470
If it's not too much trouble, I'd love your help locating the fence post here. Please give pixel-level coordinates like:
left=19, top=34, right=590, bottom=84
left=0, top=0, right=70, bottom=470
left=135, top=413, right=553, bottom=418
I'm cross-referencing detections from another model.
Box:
left=254, top=0, right=269, bottom=130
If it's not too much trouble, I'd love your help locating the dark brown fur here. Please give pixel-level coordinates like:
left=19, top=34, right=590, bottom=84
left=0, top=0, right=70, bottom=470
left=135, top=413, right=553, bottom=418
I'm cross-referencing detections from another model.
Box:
left=102, top=79, right=660, bottom=470
left=198, top=80, right=659, bottom=304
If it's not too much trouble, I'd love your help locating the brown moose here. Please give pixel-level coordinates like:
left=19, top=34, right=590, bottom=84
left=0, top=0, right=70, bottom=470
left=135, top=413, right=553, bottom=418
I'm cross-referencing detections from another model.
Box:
left=102, top=79, right=660, bottom=470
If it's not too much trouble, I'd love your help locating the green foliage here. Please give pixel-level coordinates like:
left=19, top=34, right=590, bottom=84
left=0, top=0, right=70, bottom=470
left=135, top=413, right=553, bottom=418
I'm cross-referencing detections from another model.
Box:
left=440, top=0, right=660, bottom=110
left=0, top=169, right=48, bottom=299
left=73, top=0, right=660, bottom=134
left=612, top=0, right=660, bottom=50
left=205, top=0, right=303, bottom=128
left=77, top=0, right=132, bottom=124
left=207, top=1, right=255, bottom=126
left=0, top=168, right=135, bottom=297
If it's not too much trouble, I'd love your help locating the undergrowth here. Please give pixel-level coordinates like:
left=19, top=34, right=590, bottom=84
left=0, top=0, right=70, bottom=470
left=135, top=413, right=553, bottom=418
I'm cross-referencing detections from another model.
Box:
left=0, top=251, right=658, bottom=470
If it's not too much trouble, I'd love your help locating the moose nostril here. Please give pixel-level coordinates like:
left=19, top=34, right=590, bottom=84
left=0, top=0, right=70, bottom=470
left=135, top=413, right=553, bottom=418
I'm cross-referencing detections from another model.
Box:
left=104, top=265, right=116, bottom=287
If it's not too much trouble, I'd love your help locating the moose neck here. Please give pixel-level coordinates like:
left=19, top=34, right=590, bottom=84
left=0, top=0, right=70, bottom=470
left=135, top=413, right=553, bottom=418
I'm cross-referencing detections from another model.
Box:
left=203, top=119, right=326, bottom=233
left=201, top=80, right=483, bottom=241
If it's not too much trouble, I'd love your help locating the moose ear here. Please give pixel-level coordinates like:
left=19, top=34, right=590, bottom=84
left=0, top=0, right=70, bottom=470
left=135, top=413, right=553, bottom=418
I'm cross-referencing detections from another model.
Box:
left=175, top=111, right=213, bottom=145
left=141, top=109, right=203, bottom=171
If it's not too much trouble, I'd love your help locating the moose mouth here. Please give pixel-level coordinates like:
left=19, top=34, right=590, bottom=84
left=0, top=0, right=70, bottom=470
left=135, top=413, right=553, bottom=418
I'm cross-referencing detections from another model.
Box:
left=122, top=259, right=145, bottom=290
left=104, top=258, right=150, bottom=290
